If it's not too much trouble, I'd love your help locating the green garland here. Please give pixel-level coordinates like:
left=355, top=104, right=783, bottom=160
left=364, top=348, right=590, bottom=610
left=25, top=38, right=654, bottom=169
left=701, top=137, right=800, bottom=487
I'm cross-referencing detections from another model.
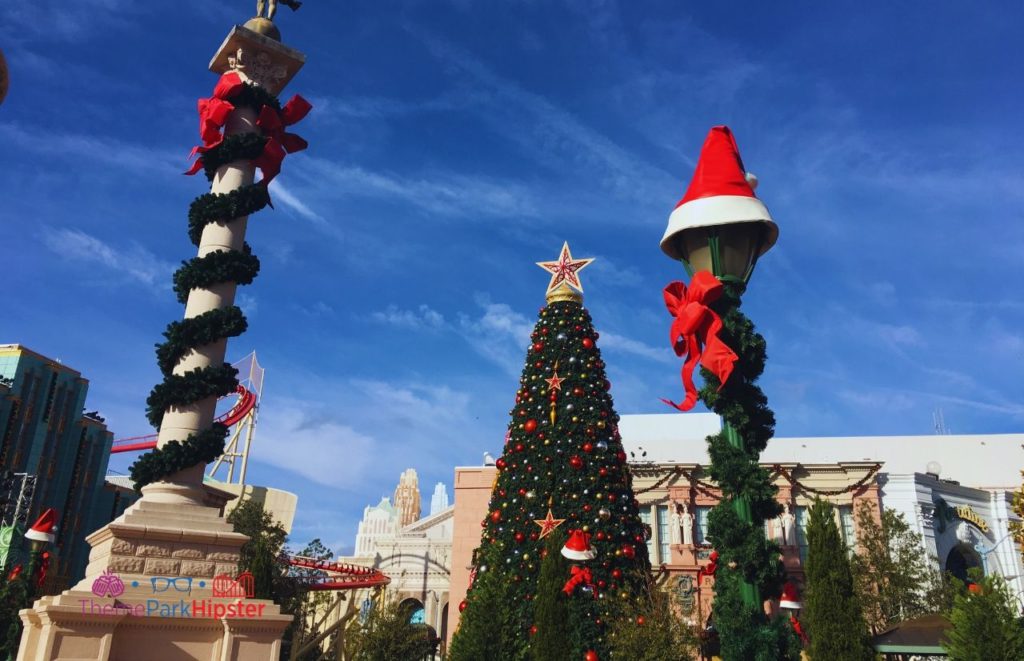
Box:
left=145, top=363, right=239, bottom=428
left=173, top=243, right=260, bottom=304
left=200, top=132, right=267, bottom=181
left=155, top=306, right=248, bottom=376
left=130, top=424, right=230, bottom=491
left=231, top=81, right=281, bottom=116
left=130, top=79, right=285, bottom=491
left=188, top=184, right=270, bottom=245
left=698, top=281, right=800, bottom=660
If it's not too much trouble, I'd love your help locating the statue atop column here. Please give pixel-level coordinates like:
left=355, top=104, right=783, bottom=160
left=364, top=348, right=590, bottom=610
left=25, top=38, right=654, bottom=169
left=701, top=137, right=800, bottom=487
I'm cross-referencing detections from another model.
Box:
left=256, top=0, right=303, bottom=21
left=681, top=502, right=694, bottom=546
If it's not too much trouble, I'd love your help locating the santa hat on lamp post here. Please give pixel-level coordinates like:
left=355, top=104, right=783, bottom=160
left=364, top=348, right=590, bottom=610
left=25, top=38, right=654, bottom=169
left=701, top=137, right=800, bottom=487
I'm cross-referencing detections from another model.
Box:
left=660, top=125, right=778, bottom=261
left=25, top=508, right=57, bottom=545
left=561, top=529, right=597, bottom=561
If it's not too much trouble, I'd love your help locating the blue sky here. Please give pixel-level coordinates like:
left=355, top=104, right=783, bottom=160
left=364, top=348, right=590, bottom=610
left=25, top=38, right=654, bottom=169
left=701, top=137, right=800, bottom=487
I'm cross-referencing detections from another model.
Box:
left=2, top=1, right=1022, bottom=555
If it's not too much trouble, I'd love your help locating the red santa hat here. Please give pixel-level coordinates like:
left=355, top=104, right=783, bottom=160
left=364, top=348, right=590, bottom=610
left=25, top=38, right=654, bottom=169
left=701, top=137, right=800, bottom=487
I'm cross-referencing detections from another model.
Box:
left=561, top=529, right=597, bottom=561
left=660, top=126, right=778, bottom=261
left=779, top=580, right=802, bottom=610
left=25, top=508, right=57, bottom=544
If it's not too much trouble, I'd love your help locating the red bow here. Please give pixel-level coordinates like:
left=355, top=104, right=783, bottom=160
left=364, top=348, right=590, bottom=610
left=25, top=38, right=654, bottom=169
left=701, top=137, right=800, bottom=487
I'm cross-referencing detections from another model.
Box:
left=562, top=566, right=595, bottom=597
left=661, top=271, right=738, bottom=411
left=253, top=95, right=311, bottom=186
left=37, top=551, right=50, bottom=587
left=186, top=73, right=246, bottom=174
left=789, top=613, right=808, bottom=644
left=696, top=550, right=718, bottom=586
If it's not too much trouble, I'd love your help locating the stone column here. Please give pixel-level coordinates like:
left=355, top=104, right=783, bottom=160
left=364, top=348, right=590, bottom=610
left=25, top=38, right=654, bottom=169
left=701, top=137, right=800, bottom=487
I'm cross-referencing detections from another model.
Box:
left=17, top=22, right=302, bottom=661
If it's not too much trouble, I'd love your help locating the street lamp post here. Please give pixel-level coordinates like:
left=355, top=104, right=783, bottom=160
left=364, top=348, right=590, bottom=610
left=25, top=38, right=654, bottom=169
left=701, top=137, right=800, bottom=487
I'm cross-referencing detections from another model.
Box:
left=661, top=126, right=792, bottom=657
left=660, top=127, right=778, bottom=610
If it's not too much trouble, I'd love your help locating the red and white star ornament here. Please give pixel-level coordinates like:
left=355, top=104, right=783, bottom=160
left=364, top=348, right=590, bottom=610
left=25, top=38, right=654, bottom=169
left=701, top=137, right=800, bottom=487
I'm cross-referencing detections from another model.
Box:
left=659, top=125, right=778, bottom=262
left=536, top=242, right=594, bottom=297
left=544, top=370, right=565, bottom=392
left=533, top=508, right=566, bottom=539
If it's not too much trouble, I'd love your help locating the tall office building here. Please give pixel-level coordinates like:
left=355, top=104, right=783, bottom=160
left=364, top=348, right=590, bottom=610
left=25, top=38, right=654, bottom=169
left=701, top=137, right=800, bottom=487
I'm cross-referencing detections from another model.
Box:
left=0, top=344, right=114, bottom=590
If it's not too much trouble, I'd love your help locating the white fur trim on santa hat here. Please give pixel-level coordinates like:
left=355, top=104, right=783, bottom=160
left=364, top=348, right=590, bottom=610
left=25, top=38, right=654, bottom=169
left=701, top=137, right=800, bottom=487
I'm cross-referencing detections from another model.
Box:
left=660, top=195, right=778, bottom=261
left=25, top=527, right=55, bottom=544
left=779, top=596, right=802, bottom=610
left=561, top=545, right=596, bottom=561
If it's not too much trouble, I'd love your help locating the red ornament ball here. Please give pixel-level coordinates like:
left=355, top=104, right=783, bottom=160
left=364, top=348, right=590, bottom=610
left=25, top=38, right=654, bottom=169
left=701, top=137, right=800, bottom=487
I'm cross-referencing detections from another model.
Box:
left=459, top=600, right=468, bottom=612
left=530, top=625, right=538, bottom=635
left=572, top=387, right=584, bottom=397
left=611, top=569, right=622, bottom=579
left=524, top=420, right=538, bottom=434
left=616, top=450, right=627, bottom=464
left=569, top=455, right=584, bottom=470
left=582, top=442, right=594, bottom=453
left=636, top=616, right=645, bottom=625
left=495, top=458, right=507, bottom=470
left=533, top=341, right=544, bottom=352
left=582, top=337, right=594, bottom=349
left=515, top=532, right=525, bottom=543
left=490, top=510, right=502, bottom=523
left=621, top=544, right=636, bottom=559
left=585, top=652, right=599, bottom=661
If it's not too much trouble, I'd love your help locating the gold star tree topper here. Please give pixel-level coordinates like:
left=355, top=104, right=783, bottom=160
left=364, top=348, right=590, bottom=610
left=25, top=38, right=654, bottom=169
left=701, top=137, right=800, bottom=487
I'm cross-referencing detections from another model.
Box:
left=536, top=242, right=594, bottom=304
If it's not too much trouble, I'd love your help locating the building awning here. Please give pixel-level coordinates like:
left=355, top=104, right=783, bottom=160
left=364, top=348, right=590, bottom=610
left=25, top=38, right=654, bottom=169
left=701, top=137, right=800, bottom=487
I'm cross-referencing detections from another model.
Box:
left=871, top=614, right=950, bottom=656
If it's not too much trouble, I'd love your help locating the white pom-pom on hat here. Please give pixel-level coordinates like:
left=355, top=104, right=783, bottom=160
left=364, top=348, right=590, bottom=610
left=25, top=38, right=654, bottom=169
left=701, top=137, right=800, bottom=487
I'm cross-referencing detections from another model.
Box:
left=744, top=171, right=758, bottom=190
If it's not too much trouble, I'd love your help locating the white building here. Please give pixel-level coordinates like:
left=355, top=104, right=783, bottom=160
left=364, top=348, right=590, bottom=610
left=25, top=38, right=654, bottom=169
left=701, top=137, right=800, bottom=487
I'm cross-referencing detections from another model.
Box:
left=619, top=413, right=1024, bottom=595
left=345, top=472, right=454, bottom=641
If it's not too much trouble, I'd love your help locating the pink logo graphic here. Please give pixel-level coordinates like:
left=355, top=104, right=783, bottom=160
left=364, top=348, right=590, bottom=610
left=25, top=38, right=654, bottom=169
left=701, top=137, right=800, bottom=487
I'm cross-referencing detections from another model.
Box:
left=91, top=570, right=125, bottom=598
left=212, top=571, right=255, bottom=598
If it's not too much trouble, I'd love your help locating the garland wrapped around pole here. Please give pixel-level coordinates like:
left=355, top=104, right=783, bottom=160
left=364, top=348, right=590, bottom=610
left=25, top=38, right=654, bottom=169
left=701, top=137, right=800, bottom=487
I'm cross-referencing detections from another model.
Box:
left=130, top=71, right=310, bottom=491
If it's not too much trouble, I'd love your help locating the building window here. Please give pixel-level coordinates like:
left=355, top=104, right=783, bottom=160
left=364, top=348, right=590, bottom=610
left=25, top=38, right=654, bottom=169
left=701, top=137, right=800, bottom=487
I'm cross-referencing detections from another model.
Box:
left=639, top=507, right=656, bottom=562
left=795, top=506, right=809, bottom=564
left=839, top=506, right=856, bottom=550
left=694, top=506, right=711, bottom=546
left=657, top=504, right=670, bottom=563
left=41, top=373, right=58, bottom=422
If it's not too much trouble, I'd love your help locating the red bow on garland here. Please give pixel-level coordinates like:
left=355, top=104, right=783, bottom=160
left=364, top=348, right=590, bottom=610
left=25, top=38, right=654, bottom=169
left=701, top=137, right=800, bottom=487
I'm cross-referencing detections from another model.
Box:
left=185, top=72, right=312, bottom=187
left=37, top=551, right=51, bottom=587
left=253, top=95, right=312, bottom=186
left=661, top=271, right=738, bottom=411
left=562, top=565, right=595, bottom=597
left=789, top=614, right=808, bottom=644
left=696, top=550, right=719, bottom=586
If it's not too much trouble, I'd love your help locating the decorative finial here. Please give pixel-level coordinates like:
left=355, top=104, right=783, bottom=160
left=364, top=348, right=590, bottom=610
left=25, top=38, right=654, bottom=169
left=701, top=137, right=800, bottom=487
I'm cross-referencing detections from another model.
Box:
left=536, top=242, right=594, bottom=304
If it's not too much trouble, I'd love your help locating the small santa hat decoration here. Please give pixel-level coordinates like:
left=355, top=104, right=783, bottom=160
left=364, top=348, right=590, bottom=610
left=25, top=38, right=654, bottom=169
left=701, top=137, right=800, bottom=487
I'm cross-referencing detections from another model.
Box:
left=25, top=508, right=57, bottom=544
left=660, top=125, right=778, bottom=261
left=561, top=529, right=597, bottom=561
left=779, top=580, right=802, bottom=610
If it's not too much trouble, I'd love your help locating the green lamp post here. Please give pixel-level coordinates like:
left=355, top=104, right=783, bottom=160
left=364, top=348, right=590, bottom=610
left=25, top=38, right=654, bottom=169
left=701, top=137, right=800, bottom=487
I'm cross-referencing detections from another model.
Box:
left=661, top=127, right=794, bottom=658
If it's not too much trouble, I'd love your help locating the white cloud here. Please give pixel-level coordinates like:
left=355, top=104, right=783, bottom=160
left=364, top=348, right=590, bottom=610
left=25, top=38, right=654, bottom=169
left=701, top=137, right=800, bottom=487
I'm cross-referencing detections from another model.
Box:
left=598, top=330, right=672, bottom=364
left=269, top=180, right=328, bottom=226
left=371, top=304, right=444, bottom=329
left=40, top=227, right=173, bottom=290
left=457, top=295, right=534, bottom=375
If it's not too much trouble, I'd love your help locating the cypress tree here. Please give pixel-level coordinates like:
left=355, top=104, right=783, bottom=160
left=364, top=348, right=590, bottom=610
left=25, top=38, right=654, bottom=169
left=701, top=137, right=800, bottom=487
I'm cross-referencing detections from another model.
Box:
left=531, top=529, right=571, bottom=660
left=803, top=499, right=873, bottom=660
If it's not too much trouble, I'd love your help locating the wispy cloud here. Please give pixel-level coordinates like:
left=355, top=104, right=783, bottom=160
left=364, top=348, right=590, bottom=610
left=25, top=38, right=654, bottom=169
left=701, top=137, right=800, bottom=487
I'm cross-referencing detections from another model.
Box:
left=269, top=180, right=328, bottom=226
left=40, top=227, right=173, bottom=290
left=456, top=295, right=533, bottom=375
left=371, top=304, right=445, bottom=330
left=598, top=330, right=672, bottom=364
left=297, top=157, right=539, bottom=220
left=0, top=123, right=182, bottom=176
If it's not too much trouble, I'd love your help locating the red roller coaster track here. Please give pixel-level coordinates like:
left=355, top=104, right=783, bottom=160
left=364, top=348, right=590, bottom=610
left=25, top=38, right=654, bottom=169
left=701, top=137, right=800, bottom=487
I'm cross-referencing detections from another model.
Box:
left=109, top=385, right=258, bottom=454
left=284, top=554, right=391, bottom=591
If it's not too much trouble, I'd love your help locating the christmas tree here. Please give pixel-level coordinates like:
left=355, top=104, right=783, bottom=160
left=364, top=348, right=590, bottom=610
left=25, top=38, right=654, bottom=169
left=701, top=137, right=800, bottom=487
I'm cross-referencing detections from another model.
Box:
left=450, top=243, right=651, bottom=661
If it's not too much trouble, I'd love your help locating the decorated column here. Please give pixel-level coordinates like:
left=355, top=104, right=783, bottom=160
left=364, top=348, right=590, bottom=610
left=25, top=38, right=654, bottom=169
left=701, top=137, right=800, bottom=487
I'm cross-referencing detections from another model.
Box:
left=659, top=127, right=800, bottom=658
left=16, top=13, right=308, bottom=661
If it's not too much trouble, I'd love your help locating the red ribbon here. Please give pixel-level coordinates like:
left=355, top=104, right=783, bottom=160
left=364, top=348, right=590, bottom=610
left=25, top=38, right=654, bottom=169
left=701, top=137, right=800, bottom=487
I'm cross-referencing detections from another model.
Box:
left=696, top=550, right=718, bottom=586
left=253, top=95, right=311, bottom=186
left=661, top=271, right=738, bottom=411
left=562, top=565, right=595, bottom=597
left=185, top=72, right=312, bottom=186
left=790, top=614, right=808, bottom=644
left=37, top=551, right=50, bottom=587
